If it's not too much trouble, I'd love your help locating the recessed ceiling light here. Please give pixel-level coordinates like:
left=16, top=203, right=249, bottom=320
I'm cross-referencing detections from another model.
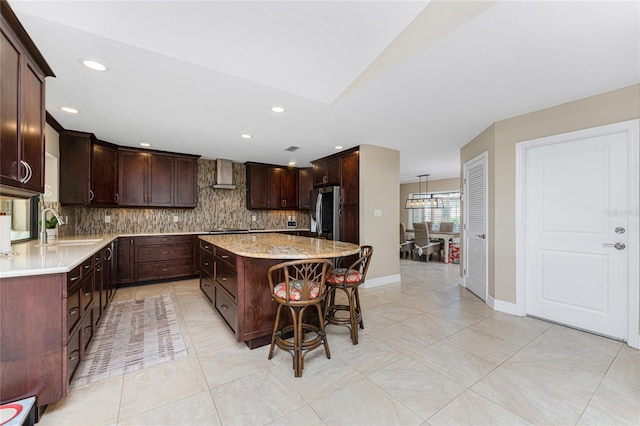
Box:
left=81, top=59, right=107, bottom=71
left=139, top=142, right=151, bottom=147
left=60, top=106, right=80, bottom=114
left=271, top=106, right=285, bottom=113
left=288, top=161, right=296, bottom=166
left=241, top=134, right=252, bottom=139
left=334, top=145, right=344, bottom=150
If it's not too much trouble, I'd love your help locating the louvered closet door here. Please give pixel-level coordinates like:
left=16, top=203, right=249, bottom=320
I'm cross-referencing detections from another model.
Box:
left=464, top=152, right=488, bottom=300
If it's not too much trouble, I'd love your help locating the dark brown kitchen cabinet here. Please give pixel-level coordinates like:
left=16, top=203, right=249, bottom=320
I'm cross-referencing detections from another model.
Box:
left=199, top=239, right=215, bottom=303
left=311, top=147, right=360, bottom=245
left=0, top=1, right=54, bottom=197
left=245, top=162, right=268, bottom=209
left=118, top=150, right=172, bottom=207
left=59, top=130, right=94, bottom=205
left=134, top=235, right=194, bottom=282
left=59, top=133, right=120, bottom=206
left=245, top=162, right=298, bottom=210
left=298, top=167, right=313, bottom=209
left=174, top=156, right=198, bottom=207
left=91, top=141, right=119, bottom=205
left=117, top=236, right=135, bottom=285
left=118, top=149, right=198, bottom=208
left=267, top=166, right=297, bottom=209
left=312, top=156, right=340, bottom=187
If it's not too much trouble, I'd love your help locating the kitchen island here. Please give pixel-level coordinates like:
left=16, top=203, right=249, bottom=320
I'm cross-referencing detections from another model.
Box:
left=198, top=233, right=360, bottom=348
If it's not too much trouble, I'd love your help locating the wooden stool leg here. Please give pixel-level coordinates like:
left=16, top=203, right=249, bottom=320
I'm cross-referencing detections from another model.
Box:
left=315, top=302, right=331, bottom=359
left=354, top=287, right=364, bottom=329
left=268, top=304, right=282, bottom=360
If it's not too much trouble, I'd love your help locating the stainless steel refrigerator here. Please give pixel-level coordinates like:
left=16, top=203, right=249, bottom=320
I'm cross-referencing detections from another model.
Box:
left=310, top=186, right=340, bottom=240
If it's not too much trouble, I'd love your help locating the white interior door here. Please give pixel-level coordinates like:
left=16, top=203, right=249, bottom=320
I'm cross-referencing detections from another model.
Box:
left=523, top=122, right=637, bottom=340
left=464, top=152, right=488, bottom=301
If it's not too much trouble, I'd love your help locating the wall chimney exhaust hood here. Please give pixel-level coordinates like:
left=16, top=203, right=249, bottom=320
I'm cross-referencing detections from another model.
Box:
left=213, top=158, right=237, bottom=189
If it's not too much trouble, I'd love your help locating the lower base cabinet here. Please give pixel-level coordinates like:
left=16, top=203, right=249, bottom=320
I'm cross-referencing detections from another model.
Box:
left=199, top=240, right=282, bottom=349
left=0, top=250, right=111, bottom=417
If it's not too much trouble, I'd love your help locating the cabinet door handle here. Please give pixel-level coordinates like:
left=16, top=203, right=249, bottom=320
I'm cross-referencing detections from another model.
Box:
left=204, top=262, right=209, bottom=266
left=84, top=326, right=92, bottom=335
left=105, top=247, right=113, bottom=261
left=84, top=291, right=91, bottom=297
left=161, top=251, right=169, bottom=254
left=69, top=350, right=80, bottom=361
left=203, top=283, right=210, bottom=288
left=89, top=190, right=95, bottom=201
left=69, top=275, right=80, bottom=282
left=115, top=193, right=119, bottom=204
left=220, top=304, right=228, bottom=310
left=19, top=161, right=32, bottom=183
left=69, top=307, right=80, bottom=315
left=221, top=277, right=228, bottom=281
left=221, top=255, right=229, bottom=259
left=96, top=267, right=101, bottom=272
left=161, top=268, right=168, bottom=272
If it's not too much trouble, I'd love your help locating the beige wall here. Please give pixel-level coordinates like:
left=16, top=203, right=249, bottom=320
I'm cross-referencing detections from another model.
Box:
left=44, top=123, right=60, bottom=202
left=461, top=84, right=640, bottom=304
left=360, top=144, right=400, bottom=281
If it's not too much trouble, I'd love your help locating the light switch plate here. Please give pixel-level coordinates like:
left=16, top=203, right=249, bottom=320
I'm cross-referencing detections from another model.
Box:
left=104, top=215, right=110, bottom=223
left=173, top=215, right=179, bottom=222
left=373, top=209, right=382, bottom=217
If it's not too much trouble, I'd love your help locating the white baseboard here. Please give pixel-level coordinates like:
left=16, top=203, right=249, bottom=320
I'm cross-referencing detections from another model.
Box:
left=487, top=295, right=519, bottom=316
left=363, top=274, right=401, bottom=289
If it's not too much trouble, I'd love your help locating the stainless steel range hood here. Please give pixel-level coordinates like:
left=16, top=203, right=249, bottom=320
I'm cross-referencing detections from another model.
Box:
left=213, top=159, right=237, bottom=189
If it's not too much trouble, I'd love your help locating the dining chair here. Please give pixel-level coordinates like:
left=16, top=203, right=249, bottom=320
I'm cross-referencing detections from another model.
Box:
left=399, top=223, right=413, bottom=258
left=267, top=258, right=333, bottom=377
left=412, top=222, right=440, bottom=262
left=439, top=221, right=454, bottom=233
left=325, top=245, right=373, bottom=345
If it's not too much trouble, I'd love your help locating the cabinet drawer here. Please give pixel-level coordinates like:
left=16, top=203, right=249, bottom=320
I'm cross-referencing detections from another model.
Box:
left=136, top=259, right=193, bottom=282
left=200, top=250, right=214, bottom=275
left=67, top=327, right=81, bottom=384
left=80, top=310, right=94, bottom=354
left=215, top=285, right=237, bottom=333
left=200, top=239, right=214, bottom=253
left=80, top=256, right=94, bottom=276
left=200, top=274, right=215, bottom=303
left=136, top=242, right=192, bottom=262
left=215, top=260, right=237, bottom=300
left=136, top=235, right=192, bottom=246
left=215, top=246, right=237, bottom=267
left=67, top=286, right=81, bottom=339
left=80, top=273, right=94, bottom=313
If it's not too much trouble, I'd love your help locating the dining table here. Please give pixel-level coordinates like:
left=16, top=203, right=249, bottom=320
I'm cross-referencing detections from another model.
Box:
left=406, top=229, right=460, bottom=263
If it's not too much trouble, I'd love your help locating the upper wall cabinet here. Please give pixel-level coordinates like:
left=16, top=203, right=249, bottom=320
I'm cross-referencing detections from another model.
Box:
left=298, top=167, right=313, bottom=210
left=118, top=148, right=198, bottom=208
left=0, top=1, right=55, bottom=197
left=312, top=156, right=340, bottom=187
left=59, top=130, right=93, bottom=205
left=245, top=162, right=299, bottom=210
left=60, top=133, right=198, bottom=208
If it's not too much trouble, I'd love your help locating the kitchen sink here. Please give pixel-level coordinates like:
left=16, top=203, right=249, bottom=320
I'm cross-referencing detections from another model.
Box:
left=36, top=238, right=103, bottom=247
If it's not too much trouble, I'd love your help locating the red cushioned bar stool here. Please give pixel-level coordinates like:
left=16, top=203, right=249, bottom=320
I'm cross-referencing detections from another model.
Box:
left=267, top=258, right=334, bottom=377
left=324, top=245, right=373, bottom=345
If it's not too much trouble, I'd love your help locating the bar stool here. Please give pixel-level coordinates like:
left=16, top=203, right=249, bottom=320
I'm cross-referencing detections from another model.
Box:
left=267, top=258, right=333, bottom=377
left=324, top=245, right=373, bottom=345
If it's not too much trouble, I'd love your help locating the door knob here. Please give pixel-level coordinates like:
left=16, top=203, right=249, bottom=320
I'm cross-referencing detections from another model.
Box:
left=476, top=234, right=486, bottom=239
left=615, top=227, right=625, bottom=234
left=603, top=242, right=626, bottom=250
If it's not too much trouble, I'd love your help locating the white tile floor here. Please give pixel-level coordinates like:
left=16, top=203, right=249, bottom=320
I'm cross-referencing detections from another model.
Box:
left=39, top=259, right=639, bottom=425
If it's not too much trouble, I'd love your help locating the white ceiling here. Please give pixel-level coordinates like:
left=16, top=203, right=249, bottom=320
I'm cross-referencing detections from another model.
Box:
left=9, top=0, right=640, bottom=183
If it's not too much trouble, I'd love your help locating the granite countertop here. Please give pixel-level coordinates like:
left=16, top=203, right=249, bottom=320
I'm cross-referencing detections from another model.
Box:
left=200, top=233, right=360, bottom=259
left=0, top=229, right=312, bottom=279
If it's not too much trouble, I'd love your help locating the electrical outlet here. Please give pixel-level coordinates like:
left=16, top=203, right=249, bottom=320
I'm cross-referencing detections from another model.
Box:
left=104, top=215, right=111, bottom=223
left=173, top=215, right=179, bottom=222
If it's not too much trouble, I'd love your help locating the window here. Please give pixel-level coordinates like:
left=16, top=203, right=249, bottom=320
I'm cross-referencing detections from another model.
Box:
left=408, top=192, right=461, bottom=232
left=0, top=196, right=39, bottom=243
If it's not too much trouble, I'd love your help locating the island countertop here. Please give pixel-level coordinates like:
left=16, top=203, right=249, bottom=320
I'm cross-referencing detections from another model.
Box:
left=199, top=233, right=360, bottom=259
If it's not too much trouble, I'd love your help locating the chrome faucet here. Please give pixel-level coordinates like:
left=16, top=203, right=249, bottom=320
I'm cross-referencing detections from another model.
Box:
left=40, top=208, right=65, bottom=244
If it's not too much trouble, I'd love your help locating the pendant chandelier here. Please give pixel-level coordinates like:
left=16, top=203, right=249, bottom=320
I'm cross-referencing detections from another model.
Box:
left=405, top=174, right=444, bottom=209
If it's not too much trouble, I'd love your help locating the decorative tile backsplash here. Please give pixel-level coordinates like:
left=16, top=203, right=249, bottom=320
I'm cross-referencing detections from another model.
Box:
left=57, top=160, right=310, bottom=237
